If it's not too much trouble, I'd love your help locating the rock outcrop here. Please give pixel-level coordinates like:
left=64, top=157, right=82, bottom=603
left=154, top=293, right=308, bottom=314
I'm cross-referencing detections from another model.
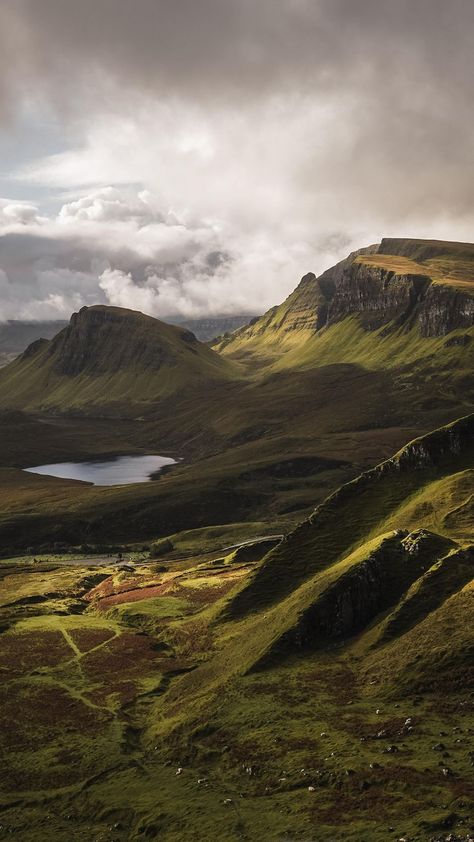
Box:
left=222, top=237, right=474, bottom=346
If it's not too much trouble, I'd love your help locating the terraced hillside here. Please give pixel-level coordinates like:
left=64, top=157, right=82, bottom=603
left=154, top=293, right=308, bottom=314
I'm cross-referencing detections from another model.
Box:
left=0, top=416, right=472, bottom=841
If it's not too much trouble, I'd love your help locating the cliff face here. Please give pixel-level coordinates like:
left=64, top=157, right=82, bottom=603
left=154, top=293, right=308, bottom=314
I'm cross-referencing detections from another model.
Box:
left=417, top=283, right=474, bottom=336
left=276, top=530, right=454, bottom=652
left=326, top=261, right=430, bottom=331
left=221, top=238, right=474, bottom=348
left=306, top=242, right=474, bottom=337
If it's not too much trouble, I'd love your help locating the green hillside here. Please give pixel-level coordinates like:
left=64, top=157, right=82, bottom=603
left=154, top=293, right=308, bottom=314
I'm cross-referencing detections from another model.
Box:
left=0, top=415, right=472, bottom=841
left=0, top=305, right=240, bottom=413
left=0, top=239, right=472, bottom=560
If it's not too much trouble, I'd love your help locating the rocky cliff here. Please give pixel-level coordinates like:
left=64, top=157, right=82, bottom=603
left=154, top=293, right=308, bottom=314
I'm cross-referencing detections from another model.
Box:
left=220, top=237, right=474, bottom=349
left=225, top=413, right=474, bottom=620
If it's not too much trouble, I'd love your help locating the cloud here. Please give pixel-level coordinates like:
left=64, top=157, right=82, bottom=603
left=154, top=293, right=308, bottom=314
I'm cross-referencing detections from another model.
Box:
left=0, top=199, right=42, bottom=226
left=0, top=2, right=473, bottom=321
left=0, top=186, right=321, bottom=321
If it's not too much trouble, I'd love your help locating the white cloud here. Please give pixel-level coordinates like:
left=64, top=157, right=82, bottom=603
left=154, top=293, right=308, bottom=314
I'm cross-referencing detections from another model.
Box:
left=0, top=198, right=42, bottom=226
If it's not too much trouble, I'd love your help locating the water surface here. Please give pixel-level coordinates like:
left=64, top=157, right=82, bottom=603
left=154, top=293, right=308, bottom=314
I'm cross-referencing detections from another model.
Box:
left=24, top=454, right=177, bottom=486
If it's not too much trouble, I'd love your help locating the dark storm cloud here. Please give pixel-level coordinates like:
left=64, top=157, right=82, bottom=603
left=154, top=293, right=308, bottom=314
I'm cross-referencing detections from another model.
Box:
left=1, top=0, right=473, bottom=213
left=0, top=0, right=473, bottom=108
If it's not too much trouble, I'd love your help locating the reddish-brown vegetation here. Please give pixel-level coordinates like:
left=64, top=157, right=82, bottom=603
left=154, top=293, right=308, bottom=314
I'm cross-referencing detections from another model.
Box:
left=0, top=630, right=71, bottom=676
left=68, top=627, right=116, bottom=651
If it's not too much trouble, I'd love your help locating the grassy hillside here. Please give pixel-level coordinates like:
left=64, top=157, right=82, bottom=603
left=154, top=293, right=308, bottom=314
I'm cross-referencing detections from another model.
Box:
left=0, top=241, right=472, bottom=556
left=0, top=415, right=472, bottom=841
left=0, top=305, right=240, bottom=413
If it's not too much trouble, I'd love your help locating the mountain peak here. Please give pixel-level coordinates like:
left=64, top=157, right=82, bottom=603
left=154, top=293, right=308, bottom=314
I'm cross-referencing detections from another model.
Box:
left=48, top=304, right=198, bottom=377
left=0, top=304, right=237, bottom=412
left=217, top=237, right=474, bottom=358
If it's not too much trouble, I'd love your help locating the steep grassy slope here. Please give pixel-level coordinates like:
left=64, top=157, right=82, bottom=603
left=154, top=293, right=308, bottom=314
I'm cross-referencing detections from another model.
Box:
left=226, top=414, right=473, bottom=619
left=0, top=305, right=239, bottom=412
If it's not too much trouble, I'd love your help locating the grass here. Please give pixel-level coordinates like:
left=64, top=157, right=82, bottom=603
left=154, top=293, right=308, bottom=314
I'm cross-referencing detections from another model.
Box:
left=0, top=413, right=473, bottom=839
left=0, top=305, right=241, bottom=413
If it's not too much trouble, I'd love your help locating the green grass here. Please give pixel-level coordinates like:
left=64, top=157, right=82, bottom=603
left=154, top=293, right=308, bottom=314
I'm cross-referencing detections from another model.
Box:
left=0, top=412, right=473, bottom=840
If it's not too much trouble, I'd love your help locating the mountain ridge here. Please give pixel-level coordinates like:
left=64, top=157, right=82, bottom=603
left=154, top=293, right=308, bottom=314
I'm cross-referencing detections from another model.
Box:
left=217, top=237, right=474, bottom=364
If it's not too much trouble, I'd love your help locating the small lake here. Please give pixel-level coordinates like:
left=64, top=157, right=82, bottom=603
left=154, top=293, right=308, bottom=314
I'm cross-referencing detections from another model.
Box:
left=24, top=454, right=177, bottom=486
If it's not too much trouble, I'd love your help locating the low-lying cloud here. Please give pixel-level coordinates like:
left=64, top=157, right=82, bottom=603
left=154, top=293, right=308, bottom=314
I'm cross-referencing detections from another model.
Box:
left=0, top=187, right=325, bottom=321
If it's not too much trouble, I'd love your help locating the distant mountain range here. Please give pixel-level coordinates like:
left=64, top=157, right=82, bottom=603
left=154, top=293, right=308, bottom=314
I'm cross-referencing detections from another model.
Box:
left=0, top=320, right=68, bottom=367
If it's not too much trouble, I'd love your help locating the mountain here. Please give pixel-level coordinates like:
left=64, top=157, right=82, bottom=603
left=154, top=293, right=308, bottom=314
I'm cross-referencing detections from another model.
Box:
left=0, top=319, right=68, bottom=367
left=140, top=415, right=473, bottom=839
left=0, top=305, right=239, bottom=413
left=218, top=238, right=474, bottom=364
left=223, top=414, right=473, bottom=654
left=0, top=242, right=473, bottom=840
left=0, top=238, right=472, bottom=558
left=0, top=314, right=258, bottom=369
left=171, top=313, right=259, bottom=341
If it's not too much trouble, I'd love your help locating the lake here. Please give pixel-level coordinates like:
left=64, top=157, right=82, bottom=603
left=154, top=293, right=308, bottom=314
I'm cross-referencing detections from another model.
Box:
left=24, top=454, right=177, bottom=486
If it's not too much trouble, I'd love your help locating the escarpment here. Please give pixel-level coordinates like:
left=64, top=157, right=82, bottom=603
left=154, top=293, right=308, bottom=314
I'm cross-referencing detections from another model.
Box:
left=301, top=244, right=474, bottom=338
left=224, top=414, right=474, bottom=620
left=219, top=237, right=474, bottom=352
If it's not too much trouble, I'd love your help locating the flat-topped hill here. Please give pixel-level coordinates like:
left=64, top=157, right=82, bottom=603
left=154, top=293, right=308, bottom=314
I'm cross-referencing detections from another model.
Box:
left=217, top=238, right=474, bottom=365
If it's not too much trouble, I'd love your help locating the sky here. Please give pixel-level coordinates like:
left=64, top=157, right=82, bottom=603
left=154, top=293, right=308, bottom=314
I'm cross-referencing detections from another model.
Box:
left=0, top=0, right=473, bottom=322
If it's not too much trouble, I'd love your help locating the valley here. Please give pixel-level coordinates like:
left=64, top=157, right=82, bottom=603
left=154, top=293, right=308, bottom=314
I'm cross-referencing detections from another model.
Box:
left=0, top=238, right=473, bottom=841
